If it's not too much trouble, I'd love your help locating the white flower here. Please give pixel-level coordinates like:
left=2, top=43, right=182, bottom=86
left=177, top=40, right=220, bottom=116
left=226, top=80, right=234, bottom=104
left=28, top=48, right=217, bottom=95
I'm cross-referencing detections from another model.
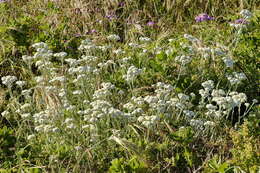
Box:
left=199, top=89, right=210, bottom=98
left=16, top=81, right=27, bottom=87
left=64, top=118, right=74, bottom=124
left=211, top=89, right=226, bottom=97
left=253, top=99, right=258, bottom=103
left=21, top=113, right=31, bottom=118
left=204, top=121, right=215, bottom=127
left=73, top=90, right=83, bottom=95
left=222, top=57, right=234, bottom=68
left=123, top=102, right=136, bottom=111
left=232, top=93, right=247, bottom=106
left=144, top=95, right=158, bottom=104
left=27, top=134, right=35, bottom=140
left=178, top=93, right=190, bottom=101
left=108, top=108, right=123, bottom=117
left=175, top=55, right=192, bottom=65
left=1, top=110, right=10, bottom=117
left=206, top=104, right=217, bottom=110
left=190, top=119, right=204, bottom=127
left=1, top=75, right=17, bottom=87
left=113, top=49, right=125, bottom=55
left=35, top=76, right=44, bottom=83
left=139, top=37, right=151, bottom=42
left=20, top=103, right=31, bottom=111
left=32, top=42, right=48, bottom=49
left=53, top=52, right=67, bottom=58
left=123, top=65, right=142, bottom=82
left=183, top=110, right=195, bottom=118
left=52, top=127, right=60, bottom=133
left=107, top=34, right=120, bottom=41
left=240, top=9, right=252, bottom=19
left=101, top=82, right=115, bottom=90
left=128, top=42, right=139, bottom=48
left=49, top=76, right=66, bottom=83
left=67, top=123, right=76, bottom=129
left=201, top=80, right=214, bottom=90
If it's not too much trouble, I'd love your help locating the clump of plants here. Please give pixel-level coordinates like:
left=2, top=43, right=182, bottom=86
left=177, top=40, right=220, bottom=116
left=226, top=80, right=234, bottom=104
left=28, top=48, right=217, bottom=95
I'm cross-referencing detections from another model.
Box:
left=0, top=1, right=259, bottom=172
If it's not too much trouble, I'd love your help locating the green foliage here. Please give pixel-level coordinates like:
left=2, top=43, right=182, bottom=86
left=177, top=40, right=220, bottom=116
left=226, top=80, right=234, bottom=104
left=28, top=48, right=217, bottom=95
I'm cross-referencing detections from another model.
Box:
left=109, top=156, right=148, bottom=173
left=0, top=126, right=16, bottom=167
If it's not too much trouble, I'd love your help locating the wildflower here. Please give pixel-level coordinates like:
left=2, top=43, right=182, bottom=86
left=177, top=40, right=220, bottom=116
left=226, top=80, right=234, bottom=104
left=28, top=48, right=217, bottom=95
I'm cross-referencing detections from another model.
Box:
left=27, top=134, right=35, bottom=140
left=195, top=13, right=214, bottom=22
left=230, top=18, right=249, bottom=28
left=183, top=34, right=199, bottom=43
left=139, top=37, right=151, bottom=42
left=178, top=93, right=190, bottom=101
left=107, top=34, right=120, bottom=41
left=222, top=57, right=234, bottom=68
left=147, top=21, right=155, bottom=27
left=1, top=75, right=17, bottom=88
left=1, top=110, right=10, bottom=117
left=16, top=80, right=27, bottom=87
left=175, top=55, right=192, bottom=65
left=240, top=9, right=252, bottom=19
left=20, top=103, right=31, bottom=111
left=123, top=65, right=142, bottom=83
left=201, top=80, right=214, bottom=90
left=21, top=113, right=31, bottom=118
left=183, top=110, right=195, bottom=118
left=204, top=121, right=215, bottom=127
left=53, top=52, right=67, bottom=59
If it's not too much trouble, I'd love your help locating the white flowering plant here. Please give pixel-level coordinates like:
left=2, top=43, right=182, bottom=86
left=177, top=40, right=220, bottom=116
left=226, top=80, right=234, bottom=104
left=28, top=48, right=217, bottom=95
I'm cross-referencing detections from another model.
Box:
left=0, top=5, right=259, bottom=173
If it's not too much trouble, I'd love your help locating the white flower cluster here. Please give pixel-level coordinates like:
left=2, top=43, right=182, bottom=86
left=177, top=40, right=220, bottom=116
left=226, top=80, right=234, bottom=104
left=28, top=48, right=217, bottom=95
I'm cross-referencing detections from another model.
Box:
left=78, top=39, right=98, bottom=52
left=222, top=57, right=234, bottom=68
left=1, top=75, right=17, bottom=88
left=226, top=72, right=247, bottom=85
left=198, top=80, right=249, bottom=121
left=93, top=82, right=114, bottom=100
left=240, top=9, right=252, bottom=19
left=16, top=80, right=27, bottom=88
left=123, top=65, right=142, bottom=83
left=137, top=115, right=160, bottom=128
left=139, top=37, right=151, bottom=43
left=199, top=80, right=215, bottom=98
left=184, top=34, right=200, bottom=43
left=107, top=34, right=120, bottom=41
left=175, top=55, right=192, bottom=65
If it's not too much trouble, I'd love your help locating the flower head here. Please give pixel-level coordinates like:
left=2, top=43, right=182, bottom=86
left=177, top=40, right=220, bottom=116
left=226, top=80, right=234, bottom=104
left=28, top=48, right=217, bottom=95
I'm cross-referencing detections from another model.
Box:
left=147, top=21, right=156, bottom=27
left=195, top=13, right=214, bottom=22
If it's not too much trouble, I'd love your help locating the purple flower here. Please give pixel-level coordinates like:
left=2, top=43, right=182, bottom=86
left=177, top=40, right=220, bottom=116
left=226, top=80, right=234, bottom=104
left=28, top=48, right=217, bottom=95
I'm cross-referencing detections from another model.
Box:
left=105, top=14, right=117, bottom=20
left=73, top=33, right=81, bottom=38
left=119, top=2, right=125, bottom=7
left=87, top=29, right=97, bottom=34
left=147, top=21, right=156, bottom=26
left=195, top=13, right=214, bottom=22
left=234, top=18, right=249, bottom=24
left=0, top=0, right=8, bottom=2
